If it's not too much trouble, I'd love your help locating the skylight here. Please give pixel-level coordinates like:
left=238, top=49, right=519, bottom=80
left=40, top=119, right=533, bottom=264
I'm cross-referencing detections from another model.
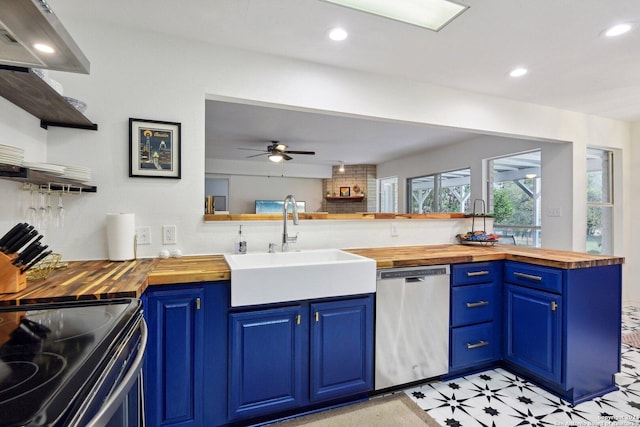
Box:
left=322, top=0, right=468, bottom=32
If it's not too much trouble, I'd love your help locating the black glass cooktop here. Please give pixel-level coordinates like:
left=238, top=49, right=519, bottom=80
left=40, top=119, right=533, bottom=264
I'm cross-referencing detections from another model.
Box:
left=0, top=298, right=141, bottom=426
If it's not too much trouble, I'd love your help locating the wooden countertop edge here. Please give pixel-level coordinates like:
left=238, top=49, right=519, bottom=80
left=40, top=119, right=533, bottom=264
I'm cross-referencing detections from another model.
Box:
left=0, top=245, right=624, bottom=304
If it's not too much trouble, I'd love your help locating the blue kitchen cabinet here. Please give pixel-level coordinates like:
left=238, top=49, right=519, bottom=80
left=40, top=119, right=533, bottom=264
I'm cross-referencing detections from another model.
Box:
left=449, top=262, right=502, bottom=374
left=228, top=295, right=374, bottom=423
left=228, top=305, right=306, bottom=421
left=310, top=297, right=374, bottom=402
left=143, top=282, right=229, bottom=427
left=504, top=283, right=562, bottom=383
left=503, top=261, right=621, bottom=404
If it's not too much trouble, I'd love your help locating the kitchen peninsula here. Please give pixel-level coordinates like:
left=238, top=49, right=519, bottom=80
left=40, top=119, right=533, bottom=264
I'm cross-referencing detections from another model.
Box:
left=0, top=244, right=624, bottom=426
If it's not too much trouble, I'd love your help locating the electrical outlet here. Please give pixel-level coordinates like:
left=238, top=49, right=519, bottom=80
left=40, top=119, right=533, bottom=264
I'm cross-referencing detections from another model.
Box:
left=136, top=226, right=151, bottom=245
left=390, top=222, right=399, bottom=237
left=162, top=225, right=177, bottom=245
left=547, top=207, right=562, bottom=217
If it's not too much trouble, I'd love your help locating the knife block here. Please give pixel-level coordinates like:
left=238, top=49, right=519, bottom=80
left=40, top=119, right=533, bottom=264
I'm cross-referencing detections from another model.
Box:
left=0, top=252, right=27, bottom=294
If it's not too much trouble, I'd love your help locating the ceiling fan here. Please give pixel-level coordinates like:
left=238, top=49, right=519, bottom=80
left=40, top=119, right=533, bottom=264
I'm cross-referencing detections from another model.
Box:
left=239, top=141, right=316, bottom=162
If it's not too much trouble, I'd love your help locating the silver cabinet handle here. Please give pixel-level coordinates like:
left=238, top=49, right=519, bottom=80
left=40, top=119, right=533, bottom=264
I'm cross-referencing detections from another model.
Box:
left=466, top=300, right=489, bottom=308
left=466, top=270, right=490, bottom=277
left=466, top=340, right=489, bottom=349
left=514, top=272, right=543, bottom=281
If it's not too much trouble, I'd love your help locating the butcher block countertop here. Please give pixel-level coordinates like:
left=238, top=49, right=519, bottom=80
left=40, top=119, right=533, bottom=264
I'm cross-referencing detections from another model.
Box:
left=0, top=245, right=624, bottom=305
left=346, top=244, right=625, bottom=270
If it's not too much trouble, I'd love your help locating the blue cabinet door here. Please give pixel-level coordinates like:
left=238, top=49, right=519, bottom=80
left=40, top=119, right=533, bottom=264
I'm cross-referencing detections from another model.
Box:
left=505, top=284, right=562, bottom=384
left=144, top=286, right=205, bottom=427
left=228, top=305, right=305, bottom=421
left=309, top=296, right=374, bottom=403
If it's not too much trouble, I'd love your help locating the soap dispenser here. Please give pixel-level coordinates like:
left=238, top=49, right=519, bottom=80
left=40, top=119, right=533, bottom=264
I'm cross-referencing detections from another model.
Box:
left=234, top=225, right=247, bottom=254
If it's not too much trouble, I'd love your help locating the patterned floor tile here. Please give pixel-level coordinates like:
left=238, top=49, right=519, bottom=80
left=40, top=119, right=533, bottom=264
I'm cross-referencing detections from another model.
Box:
left=404, top=306, right=640, bottom=427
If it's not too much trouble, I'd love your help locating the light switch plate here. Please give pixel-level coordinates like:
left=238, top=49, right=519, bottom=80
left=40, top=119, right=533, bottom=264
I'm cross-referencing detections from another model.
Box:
left=136, top=226, right=151, bottom=245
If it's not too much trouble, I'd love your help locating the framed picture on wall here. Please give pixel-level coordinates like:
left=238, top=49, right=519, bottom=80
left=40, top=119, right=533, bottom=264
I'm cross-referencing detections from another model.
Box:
left=129, top=118, right=181, bottom=178
left=339, top=186, right=350, bottom=197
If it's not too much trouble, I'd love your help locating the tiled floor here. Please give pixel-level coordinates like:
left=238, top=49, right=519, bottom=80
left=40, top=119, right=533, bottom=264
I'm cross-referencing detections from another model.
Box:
left=405, top=306, right=640, bottom=426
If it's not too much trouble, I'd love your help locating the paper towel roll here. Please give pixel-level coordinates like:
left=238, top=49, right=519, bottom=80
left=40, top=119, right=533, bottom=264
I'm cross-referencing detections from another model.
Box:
left=106, top=213, right=136, bottom=261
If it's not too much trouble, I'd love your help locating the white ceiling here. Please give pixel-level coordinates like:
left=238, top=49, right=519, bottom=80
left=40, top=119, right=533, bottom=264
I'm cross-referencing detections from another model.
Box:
left=52, top=0, right=640, bottom=165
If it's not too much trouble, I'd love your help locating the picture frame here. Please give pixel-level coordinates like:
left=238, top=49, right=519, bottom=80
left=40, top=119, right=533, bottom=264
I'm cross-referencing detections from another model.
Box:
left=339, top=186, right=350, bottom=197
left=129, top=118, right=181, bottom=178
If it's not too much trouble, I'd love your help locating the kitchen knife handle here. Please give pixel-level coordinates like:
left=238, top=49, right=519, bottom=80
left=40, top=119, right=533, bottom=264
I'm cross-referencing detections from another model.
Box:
left=21, top=250, right=52, bottom=274
left=0, top=222, right=25, bottom=246
left=1, top=225, right=34, bottom=252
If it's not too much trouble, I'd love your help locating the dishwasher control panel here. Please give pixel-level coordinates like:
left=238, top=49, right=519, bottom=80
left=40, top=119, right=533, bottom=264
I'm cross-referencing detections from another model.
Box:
left=378, top=265, right=450, bottom=280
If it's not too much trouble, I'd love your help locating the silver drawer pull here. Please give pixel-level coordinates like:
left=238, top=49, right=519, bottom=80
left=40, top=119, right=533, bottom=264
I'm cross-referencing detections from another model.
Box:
left=466, top=300, right=489, bottom=308
left=466, top=340, right=489, bottom=349
left=466, top=270, right=490, bottom=277
left=514, top=272, right=543, bottom=281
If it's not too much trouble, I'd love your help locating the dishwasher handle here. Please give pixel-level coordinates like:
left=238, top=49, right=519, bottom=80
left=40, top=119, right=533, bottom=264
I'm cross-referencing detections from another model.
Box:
left=405, top=277, right=425, bottom=283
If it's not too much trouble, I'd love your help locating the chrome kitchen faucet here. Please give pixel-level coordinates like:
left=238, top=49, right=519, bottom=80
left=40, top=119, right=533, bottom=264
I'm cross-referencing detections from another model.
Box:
left=282, top=194, right=299, bottom=252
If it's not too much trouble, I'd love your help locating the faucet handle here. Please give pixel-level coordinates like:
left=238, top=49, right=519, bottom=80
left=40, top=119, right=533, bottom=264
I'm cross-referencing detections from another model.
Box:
left=268, top=243, right=277, bottom=253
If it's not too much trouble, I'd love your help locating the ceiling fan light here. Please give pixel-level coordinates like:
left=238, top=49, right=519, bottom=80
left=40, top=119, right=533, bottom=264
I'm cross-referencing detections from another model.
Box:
left=269, top=153, right=284, bottom=162
left=604, top=23, right=633, bottom=37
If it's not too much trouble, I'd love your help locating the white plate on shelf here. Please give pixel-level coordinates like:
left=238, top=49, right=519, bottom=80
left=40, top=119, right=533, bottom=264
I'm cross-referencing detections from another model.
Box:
left=54, top=163, right=91, bottom=181
left=0, top=155, right=23, bottom=166
left=22, top=162, right=66, bottom=175
left=0, top=144, right=24, bottom=155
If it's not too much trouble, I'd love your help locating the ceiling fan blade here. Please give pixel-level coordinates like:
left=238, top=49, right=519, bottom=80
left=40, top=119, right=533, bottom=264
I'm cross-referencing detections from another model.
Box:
left=237, top=147, right=267, bottom=152
left=282, top=153, right=293, bottom=161
left=246, top=152, right=268, bottom=158
left=284, top=150, right=315, bottom=155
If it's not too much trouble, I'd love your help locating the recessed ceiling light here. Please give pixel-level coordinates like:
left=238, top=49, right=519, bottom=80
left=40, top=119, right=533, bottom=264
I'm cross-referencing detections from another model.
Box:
left=509, top=67, right=528, bottom=77
left=329, top=27, right=349, bottom=41
left=604, top=23, right=634, bottom=37
left=33, top=43, right=55, bottom=54
left=322, top=0, right=468, bottom=32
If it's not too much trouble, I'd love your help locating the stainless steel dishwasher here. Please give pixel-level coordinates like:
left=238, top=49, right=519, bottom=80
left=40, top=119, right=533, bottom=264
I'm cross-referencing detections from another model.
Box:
left=375, top=265, right=450, bottom=390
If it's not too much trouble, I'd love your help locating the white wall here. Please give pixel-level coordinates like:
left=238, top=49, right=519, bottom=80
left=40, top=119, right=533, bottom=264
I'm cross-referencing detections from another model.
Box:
left=378, top=135, right=573, bottom=249
left=0, top=18, right=633, bottom=300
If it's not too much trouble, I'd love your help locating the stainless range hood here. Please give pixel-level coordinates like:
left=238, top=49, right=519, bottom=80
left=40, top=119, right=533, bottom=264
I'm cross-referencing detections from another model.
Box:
left=0, top=0, right=89, bottom=74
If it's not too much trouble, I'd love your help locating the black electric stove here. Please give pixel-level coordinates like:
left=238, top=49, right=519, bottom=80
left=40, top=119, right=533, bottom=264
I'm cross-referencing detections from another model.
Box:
left=0, top=298, right=143, bottom=427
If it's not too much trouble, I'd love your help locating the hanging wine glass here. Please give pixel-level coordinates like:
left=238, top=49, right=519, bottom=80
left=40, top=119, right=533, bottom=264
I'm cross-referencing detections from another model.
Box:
left=26, top=190, right=38, bottom=227
left=39, top=190, right=48, bottom=230
left=56, top=192, right=65, bottom=228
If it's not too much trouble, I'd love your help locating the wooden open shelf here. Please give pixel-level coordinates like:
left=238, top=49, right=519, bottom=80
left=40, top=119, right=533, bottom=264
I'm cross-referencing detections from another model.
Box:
left=324, top=195, right=365, bottom=201
left=204, top=212, right=468, bottom=221
left=0, top=65, right=97, bottom=130
left=0, top=164, right=97, bottom=192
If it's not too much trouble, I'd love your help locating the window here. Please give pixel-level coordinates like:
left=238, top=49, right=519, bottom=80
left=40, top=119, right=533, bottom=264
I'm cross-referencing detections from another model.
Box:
left=407, top=168, right=470, bottom=213
left=488, top=151, right=541, bottom=247
left=377, top=176, right=398, bottom=213
left=587, top=148, right=613, bottom=254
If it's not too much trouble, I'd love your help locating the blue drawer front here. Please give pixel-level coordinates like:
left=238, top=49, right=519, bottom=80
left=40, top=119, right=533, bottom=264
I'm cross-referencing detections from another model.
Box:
left=504, top=262, right=563, bottom=294
left=450, top=322, right=500, bottom=370
left=452, top=262, right=497, bottom=286
left=451, top=283, right=495, bottom=327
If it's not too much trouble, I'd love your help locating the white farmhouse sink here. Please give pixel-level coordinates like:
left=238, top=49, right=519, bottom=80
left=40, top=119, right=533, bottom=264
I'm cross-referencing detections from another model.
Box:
left=224, top=249, right=376, bottom=307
